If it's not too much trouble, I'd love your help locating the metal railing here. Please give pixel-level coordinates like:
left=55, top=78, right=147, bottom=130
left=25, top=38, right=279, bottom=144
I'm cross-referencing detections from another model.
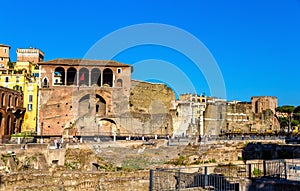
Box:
left=149, top=160, right=300, bottom=191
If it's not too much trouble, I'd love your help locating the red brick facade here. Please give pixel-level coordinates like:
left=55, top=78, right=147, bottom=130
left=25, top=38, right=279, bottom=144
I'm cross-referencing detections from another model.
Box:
left=38, top=59, right=132, bottom=136
left=0, top=86, right=26, bottom=142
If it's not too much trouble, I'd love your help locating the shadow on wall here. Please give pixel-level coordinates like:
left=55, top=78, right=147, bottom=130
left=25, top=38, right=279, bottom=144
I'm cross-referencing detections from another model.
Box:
left=242, top=142, right=300, bottom=161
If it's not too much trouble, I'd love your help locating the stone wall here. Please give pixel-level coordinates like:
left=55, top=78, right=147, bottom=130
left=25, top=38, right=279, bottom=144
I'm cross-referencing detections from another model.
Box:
left=130, top=80, right=175, bottom=114
left=204, top=101, right=226, bottom=136
left=221, top=100, right=280, bottom=134
left=0, top=170, right=149, bottom=191
left=204, top=97, right=280, bottom=136
left=128, top=80, right=176, bottom=135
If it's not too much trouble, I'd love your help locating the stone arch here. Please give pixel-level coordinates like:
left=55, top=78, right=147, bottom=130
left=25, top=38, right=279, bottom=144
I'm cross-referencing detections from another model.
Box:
left=54, top=67, right=65, bottom=85
left=103, top=68, right=113, bottom=87
left=79, top=68, right=89, bottom=86
left=78, top=94, right=90, bottom=116
left=42, top=77, right=49, bottom=88
left=67, top=67, right=77, bottom=85
left=100, top=118, right=117, bottom=135
left=116, top=78, right=123, bottom=88
left=96, top=95, right=106, bottom=116
left=91, top=68, right=101, bottom=86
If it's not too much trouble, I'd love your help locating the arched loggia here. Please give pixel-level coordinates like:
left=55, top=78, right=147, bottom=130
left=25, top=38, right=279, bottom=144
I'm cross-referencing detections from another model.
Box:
left=103, top=68, right=113, bottom=87
left=91, top=68, right=101, bottom=86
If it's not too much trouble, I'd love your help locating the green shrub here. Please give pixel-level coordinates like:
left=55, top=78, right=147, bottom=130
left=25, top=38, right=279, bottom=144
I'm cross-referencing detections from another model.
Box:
left=253, top=168, right=262, bottom=176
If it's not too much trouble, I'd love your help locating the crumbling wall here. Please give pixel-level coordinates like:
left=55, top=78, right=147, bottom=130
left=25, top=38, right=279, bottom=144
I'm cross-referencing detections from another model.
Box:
left=130, top=80, right=175, bottom=114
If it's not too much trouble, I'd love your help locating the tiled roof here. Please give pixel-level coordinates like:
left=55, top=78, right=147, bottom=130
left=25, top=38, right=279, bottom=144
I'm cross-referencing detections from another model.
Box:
left=0, top=44, right=10, bottom=48
left=38, top=59, right=131, bottom=67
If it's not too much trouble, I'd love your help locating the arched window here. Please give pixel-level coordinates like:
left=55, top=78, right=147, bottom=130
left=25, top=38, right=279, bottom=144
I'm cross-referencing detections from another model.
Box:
left=78, top=68, right=89, bottom=86
left=43, top=78, right=49, bottom=88
left=103, top=68, right=113, bottom=87
left=1, top=93, right=4, bottom=107
left=91, top=68, right=101, bottom=86
left=116, top=79, right=123, bottom=88
left=67, top=67, right=77, bottom=85
left=54, top=67, right=65, bottom=85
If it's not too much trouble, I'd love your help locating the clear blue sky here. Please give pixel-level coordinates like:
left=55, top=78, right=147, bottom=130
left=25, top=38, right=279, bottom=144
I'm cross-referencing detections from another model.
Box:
left=2, top=0, right=300, bottom=106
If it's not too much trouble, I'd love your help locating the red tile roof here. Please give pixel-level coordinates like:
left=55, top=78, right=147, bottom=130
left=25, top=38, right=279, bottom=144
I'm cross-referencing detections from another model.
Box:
left=38, top=59, right=131, bottom=67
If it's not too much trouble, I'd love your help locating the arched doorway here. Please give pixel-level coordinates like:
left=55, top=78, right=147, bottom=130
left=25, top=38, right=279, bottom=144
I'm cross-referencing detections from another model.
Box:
left=67, top=67, right=77, bottom=85
left=96, top=95, right=106, bottom=116
left=103, top=68, right=113, bottom=87
left=91, top=68, right=101, bottom=86
left=79, top=68, right=89, bottom=86
left=54, top=67, right=65, bottom=85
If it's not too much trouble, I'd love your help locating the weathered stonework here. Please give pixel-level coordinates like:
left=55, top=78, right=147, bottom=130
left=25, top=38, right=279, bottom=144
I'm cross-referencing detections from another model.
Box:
left=204, top=96, right=280, bottom=136
left=38, top=60, right=176, bottom=137
left=171, top=94, right=206, bottom=137
left=38, top=59, right=132, bottom=136
left=128, top=80, right=176, bottom=136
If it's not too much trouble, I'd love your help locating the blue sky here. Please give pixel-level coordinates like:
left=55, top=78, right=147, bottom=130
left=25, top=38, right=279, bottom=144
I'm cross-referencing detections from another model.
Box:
left=2, top=0, right=300, bottom=106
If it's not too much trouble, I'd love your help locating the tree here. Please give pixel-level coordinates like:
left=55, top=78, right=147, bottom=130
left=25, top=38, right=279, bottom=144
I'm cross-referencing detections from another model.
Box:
left=294, top=105, right=300, bottom=114
left=291, top=120, right=299, bottom=127
left=276, top=106, right=295, bottom=114
left=278, top=117, right=289, bottom=130
left=276, top=106, right=295, bottom=133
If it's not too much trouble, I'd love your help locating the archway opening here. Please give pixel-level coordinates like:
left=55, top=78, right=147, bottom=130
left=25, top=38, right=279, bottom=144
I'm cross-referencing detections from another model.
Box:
left=99, top=118, right=117, bottom=136
left=103, top=68, right=113, bottom=87
left=54, top=67, right=65, bottom=85
left=91, top=68, right=101, bottom=86
left=67, top=67, right=77, bottom=85
left=79, top=68, right=89, bottom=86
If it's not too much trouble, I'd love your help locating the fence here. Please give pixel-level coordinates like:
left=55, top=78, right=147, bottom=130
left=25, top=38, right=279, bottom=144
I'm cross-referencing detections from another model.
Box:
left=149, top=160, right=300, bottom=191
